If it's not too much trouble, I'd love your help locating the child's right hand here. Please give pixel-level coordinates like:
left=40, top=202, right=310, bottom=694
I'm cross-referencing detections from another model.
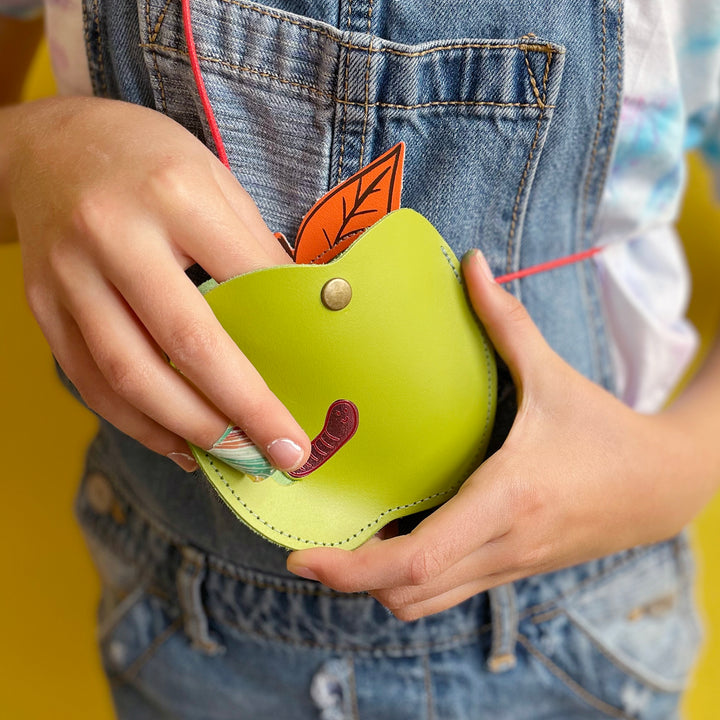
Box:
left=2, top=96, right=311, bottom=472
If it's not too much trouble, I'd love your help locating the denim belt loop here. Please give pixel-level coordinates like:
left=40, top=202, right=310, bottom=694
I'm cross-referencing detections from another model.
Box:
left=487, top=583, right=518, bottom=673
left=177, top=545, right=226, bottom=656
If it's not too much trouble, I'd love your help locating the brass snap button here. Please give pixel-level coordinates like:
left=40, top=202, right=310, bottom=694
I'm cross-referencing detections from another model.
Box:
left=85, top=471, right=114, bottom=515
left=321, top=278, right=352, bottom=311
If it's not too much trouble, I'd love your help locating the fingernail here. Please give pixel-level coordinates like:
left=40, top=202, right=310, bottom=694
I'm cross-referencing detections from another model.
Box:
left=207, top=425, right=274, bottom=478
left=464, top=249, right=494, bottom=281
left=167, top=452, right=199, bottom=473
left=266, top=438, right=305, bottom=471
left=288, top=565, right=319, bottom=582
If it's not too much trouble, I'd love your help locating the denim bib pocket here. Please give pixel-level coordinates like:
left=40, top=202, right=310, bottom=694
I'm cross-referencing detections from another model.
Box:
left=133, top=0, right=565, bottom=267
left=517, top=536, right=702, bottom=718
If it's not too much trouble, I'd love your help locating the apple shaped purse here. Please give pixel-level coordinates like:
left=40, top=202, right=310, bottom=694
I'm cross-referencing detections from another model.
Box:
left=188, top=144, right=497, bottom=549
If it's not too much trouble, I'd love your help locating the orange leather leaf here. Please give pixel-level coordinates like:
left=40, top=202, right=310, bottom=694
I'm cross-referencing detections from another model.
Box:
left=293, top=142, right=405, bottom=264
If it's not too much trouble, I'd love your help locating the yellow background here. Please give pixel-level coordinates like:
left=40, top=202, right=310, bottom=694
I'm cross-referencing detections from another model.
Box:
left=0, top=44, right=719, bottom=719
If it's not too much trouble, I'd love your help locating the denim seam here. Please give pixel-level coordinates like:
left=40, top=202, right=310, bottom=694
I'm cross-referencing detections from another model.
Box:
left=580, top=0, right=623, bottom=390
left=594, top=0, right=624, bottom=218
left=207, top=559, right=363, bottom=597
left=518, top=546, right=653, bottom=620
left=574, top=0, right=608, bottom=389
left=92, top=0, right=107, bottom=95
left=357, top=0, right=374, bottom=168
left=337, top=0, right=353, bottom=182
left=516, top=634, right=633, bottom=719
left=560, top=609, right=685, bottom=693
left=506, top=112, right=542, bottom=276
left=207, top=609, right=493, bottom=653
left=356, top=99, right=552, bottom=111
left=81, top=0, right=92, bottom=91
left=529, top=607, right=562, bottom=624
left=146, top=0, right=168, bottom=112
left=214, top=0, right=560, bottom=59
left=579, top=0, right=608, bottom=240
left=142, top=43, right=555, bottom=111
left=505, top=50, right=552, bottom=275
left=541, top=46, right=552, bottom=100
left=556, top=553, right=667, bottom=610
left=147, top=583, right=173, bottom=602
left=97, top=585, right=147, bottom=645
left=348, top=656, right=360, bottom=720
left=522, top=50, right=544, bottom=109
left=149, top=0, right=172, bottom=41
left=109, top=616, right=183, bottom=686
left=422, top=652, right=435, bottom=720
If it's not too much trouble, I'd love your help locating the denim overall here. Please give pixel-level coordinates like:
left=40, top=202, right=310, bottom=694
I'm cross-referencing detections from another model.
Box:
left=72, top=0, right=702, bottom=717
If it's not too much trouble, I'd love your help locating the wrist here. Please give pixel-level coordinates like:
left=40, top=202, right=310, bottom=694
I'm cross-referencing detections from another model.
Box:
left=0, top=96, right=109, bottom=244
left=0, top=98, right=56, bottom=242
left=640, top=407, right=720, bottom=533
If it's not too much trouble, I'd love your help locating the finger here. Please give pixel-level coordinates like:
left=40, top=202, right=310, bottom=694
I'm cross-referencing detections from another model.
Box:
left=383, top=560, right=538, bottom=622
left=58, top=267, right=234, bottom=448
left=371, top=536, right=512, bottom=612
left=208, top=159, right=292, bottom=267
left=158, top=169, right=290, bottom=282
left=35, top=300, right=198, bottom=470
left=379, top=577, right=493, bottom=622
left=288, top=473, right=509, bottom=593
left=461, top=250, right=554, bottom=385
left=96, top=236, right=310, bottom=469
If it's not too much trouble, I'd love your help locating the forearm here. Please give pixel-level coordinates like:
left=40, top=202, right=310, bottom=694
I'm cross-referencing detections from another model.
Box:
left=658, top=328, right=720, bottom=507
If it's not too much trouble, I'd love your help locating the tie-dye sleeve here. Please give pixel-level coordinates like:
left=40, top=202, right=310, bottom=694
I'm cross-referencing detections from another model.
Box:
left=691, top=12, right=720, bottom=199
left=0, top=0, right=43, bottom=19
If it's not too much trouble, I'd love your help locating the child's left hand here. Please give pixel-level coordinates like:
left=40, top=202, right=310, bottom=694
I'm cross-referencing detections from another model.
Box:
left=287, top=249, right=716, bottom=620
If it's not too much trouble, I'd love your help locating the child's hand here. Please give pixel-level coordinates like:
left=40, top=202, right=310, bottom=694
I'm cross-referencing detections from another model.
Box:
left=6, top=97, right=310, bottom=472
left=287, top=250, right=712, bottom=619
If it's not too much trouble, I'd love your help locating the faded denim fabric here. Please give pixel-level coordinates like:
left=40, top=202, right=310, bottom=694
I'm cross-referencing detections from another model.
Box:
left=69, top=0, right=703, bottom=717
left=77, top=435, right=701, bottom=719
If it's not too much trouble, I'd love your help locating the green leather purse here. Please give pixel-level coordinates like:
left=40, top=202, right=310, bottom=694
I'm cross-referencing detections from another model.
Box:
left=191, top=209, right=497, bottom=549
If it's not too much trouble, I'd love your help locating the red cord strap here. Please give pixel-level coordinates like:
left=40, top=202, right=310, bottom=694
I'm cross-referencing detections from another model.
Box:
left=494, top=246, right=603, bottom=284
left=181, top=0, right=231, bottom=169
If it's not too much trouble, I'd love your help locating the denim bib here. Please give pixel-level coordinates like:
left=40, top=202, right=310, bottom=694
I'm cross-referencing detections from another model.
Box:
left=78, top=0, right=623, bottom=572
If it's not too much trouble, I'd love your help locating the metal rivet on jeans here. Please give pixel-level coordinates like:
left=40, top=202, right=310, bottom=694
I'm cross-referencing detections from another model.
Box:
left=85, top=472, right=114, bottom=515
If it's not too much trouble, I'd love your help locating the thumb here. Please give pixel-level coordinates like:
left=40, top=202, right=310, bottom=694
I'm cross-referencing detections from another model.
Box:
left=461, top=249, right=553, bottom=385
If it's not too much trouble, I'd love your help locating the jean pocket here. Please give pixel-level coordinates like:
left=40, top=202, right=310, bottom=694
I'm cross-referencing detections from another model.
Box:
left=139, top=0, right=565, bottom=264
left=520, top=537, right=702, bottom=718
